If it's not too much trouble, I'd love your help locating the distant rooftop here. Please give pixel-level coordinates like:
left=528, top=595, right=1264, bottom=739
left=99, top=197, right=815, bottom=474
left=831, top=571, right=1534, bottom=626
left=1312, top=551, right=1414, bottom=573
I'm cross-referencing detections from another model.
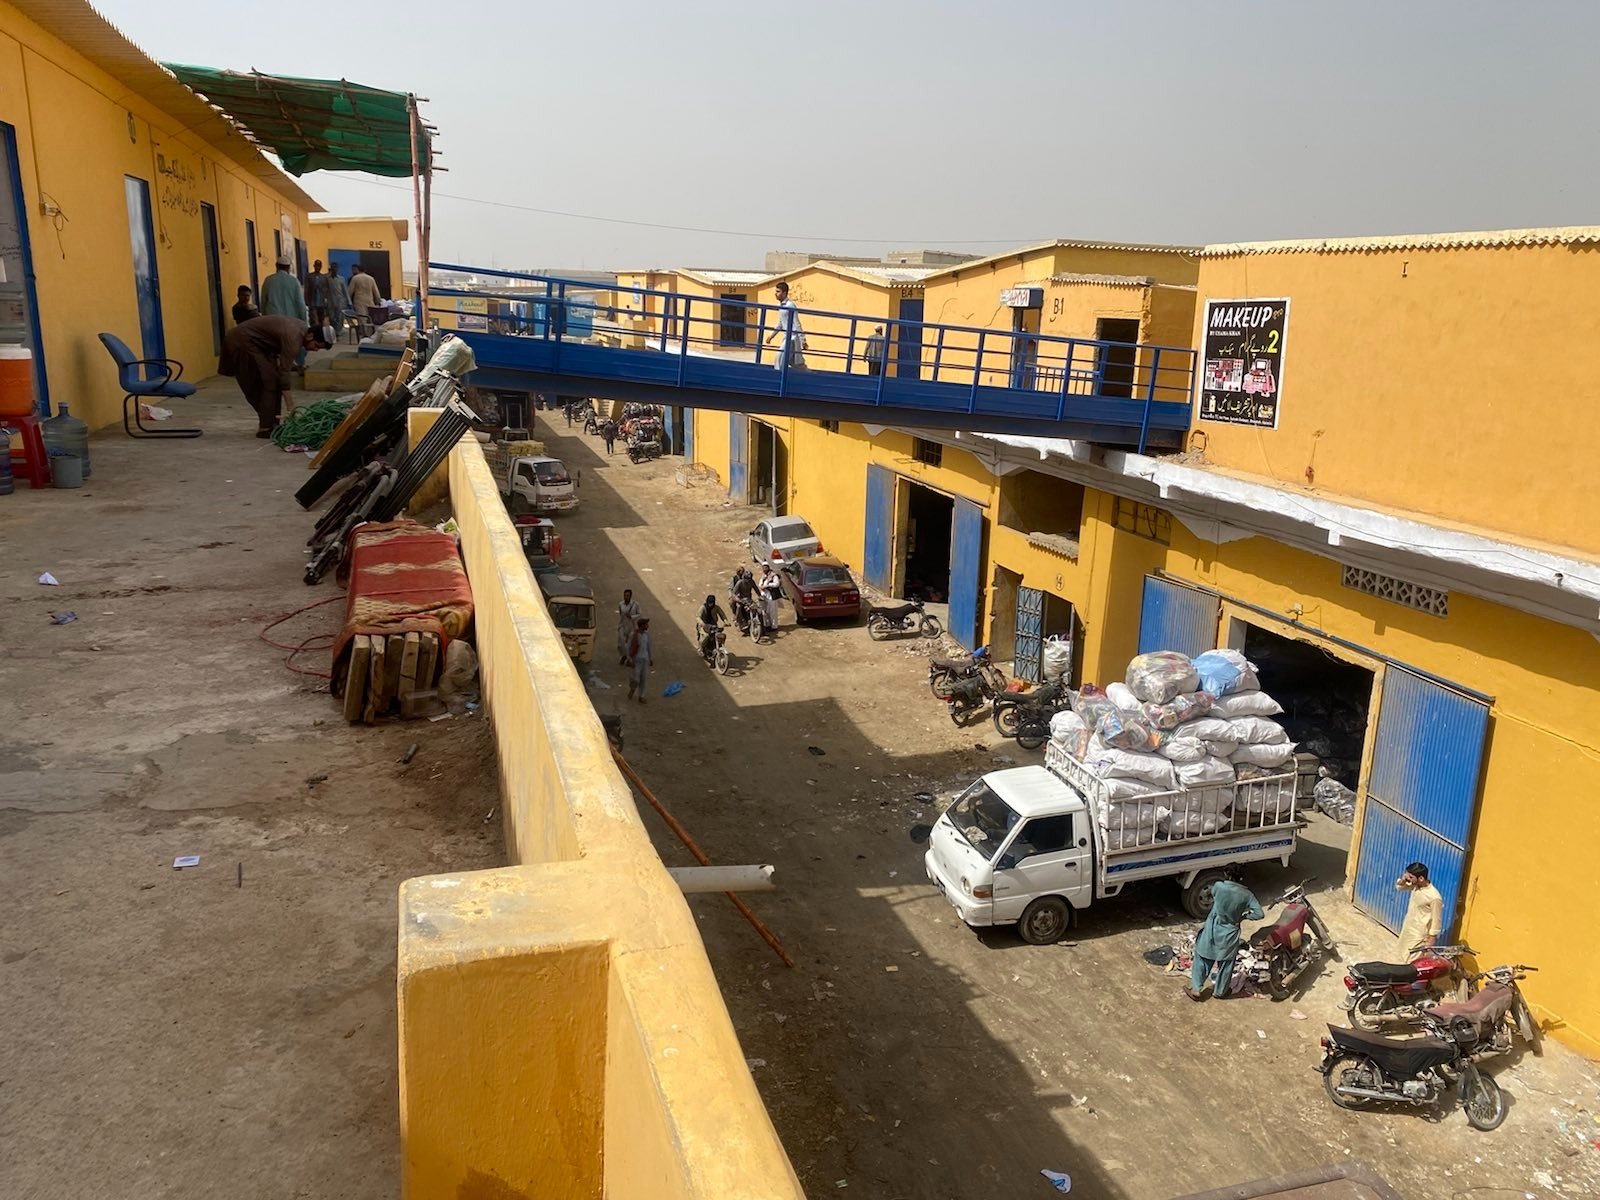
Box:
left=1200, top=225, right=1600, bottom=257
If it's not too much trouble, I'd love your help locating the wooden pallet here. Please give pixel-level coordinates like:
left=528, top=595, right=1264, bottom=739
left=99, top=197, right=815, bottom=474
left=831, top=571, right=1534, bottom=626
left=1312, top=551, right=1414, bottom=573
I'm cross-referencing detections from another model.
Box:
left=342, top=630, right=442, bottom=723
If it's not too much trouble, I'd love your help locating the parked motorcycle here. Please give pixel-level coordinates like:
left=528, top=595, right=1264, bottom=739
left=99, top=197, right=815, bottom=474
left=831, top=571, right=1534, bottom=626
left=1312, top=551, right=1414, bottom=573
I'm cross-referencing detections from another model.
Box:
left=1421, top=965, right=1541, bottom=1059
left=992, top=678, right=1071, bottom=749
left=1319, top=1016, right=1507, bottom=1131
left=1240, top=882, right=1339, bottom=1000
left=1342, top=943, right=1477, bottom=1030
left=944, top=666, right=1004, bottom=727
left=867, top=599, right=942, bottom=641
left=929, top=646, right=994, bottom=698
left=627, top=439, right=664, bottom=463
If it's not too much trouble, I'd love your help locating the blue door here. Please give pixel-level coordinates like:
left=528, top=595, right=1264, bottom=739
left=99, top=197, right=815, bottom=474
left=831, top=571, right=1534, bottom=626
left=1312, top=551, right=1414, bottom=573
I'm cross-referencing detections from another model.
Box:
left=1014, top=587, right=1044, bottom=683
left=1136, top=576, right=1218, bottom=658
left=728, top=413, right=748, bottom=501
left=1, top=120, right=49, bottom=414
left=124, top=176, right=165, bottom=369
left=894, top=297, right=924, bottom=379
left=244, top=219, right=260, bottom=298
left=1353, top=668, right=1489, bottom=936
left=683, top=407, right=694, bottom=459
left=863, top=464, right=895, bottom=591
left=947, top=498, right=985, bottom=650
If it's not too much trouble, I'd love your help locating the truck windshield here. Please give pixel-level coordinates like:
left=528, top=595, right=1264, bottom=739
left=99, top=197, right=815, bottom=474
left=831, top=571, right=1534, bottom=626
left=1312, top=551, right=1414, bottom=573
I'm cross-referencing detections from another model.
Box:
left=534, top=462, right=570, bottom=485
left=947, top=781, right=1020, bottom=861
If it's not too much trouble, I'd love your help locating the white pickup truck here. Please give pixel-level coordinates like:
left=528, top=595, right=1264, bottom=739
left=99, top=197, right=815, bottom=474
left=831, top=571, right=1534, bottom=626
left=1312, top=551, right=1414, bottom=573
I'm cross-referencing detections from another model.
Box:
left=925, top=742, right=1300, bottom=944
left=500, top=454, right=578, bottom=515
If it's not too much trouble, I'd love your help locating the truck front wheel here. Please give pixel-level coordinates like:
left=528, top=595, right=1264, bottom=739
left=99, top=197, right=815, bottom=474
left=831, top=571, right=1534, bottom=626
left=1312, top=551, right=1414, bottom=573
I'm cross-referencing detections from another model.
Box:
left=1017, top=897, right=1071, bottom=945
left=1181, top=869, right=1228, bottom=920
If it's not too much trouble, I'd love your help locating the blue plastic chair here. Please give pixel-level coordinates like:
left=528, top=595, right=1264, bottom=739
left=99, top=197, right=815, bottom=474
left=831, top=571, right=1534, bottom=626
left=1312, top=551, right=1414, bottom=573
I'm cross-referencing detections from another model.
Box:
left=97, top=332, right=202, bottom=438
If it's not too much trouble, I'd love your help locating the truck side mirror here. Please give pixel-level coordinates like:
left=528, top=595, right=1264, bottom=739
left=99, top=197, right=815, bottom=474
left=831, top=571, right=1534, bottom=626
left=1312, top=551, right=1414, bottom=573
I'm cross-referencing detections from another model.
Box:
left=997, top=854, right=1018, bottom=871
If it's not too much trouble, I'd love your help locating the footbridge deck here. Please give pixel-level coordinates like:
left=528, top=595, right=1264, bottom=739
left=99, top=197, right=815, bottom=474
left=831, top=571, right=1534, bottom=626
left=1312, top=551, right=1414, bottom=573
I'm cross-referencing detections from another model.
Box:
left=426, top=266, right=1197, bottom=449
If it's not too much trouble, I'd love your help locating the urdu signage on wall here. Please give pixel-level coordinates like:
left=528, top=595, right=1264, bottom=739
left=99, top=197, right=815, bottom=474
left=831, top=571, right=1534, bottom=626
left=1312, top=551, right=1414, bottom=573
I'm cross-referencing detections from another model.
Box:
left=1197, top=297, right=1289, bottom=428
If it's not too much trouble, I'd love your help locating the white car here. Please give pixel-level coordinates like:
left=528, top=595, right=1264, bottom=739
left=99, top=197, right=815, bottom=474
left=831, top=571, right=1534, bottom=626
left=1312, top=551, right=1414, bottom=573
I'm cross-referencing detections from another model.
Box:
left=749, top=515, right=820, bottom=565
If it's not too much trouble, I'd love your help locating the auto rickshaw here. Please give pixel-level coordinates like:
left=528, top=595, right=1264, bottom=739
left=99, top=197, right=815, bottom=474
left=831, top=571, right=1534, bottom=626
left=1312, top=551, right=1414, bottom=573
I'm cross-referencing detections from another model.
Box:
left=514, top=514, right=565, bottom=580
left=537, top=572, right=596, bottom=663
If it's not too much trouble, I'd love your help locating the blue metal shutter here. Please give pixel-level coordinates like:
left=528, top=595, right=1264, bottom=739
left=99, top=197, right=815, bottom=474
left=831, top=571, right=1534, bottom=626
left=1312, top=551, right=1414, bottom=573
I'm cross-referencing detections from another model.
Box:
left=1353, top=668, right=1489, bottom=935
left=948, top=499, right=985, bottom=650
left=683, top=407, right=693, bottom=459
left=1014, top=587, right=1044, bottom=683
left=1136, top=576, right=1218, bottom=659
left=863, top=465, right=894, bottom=591
left=728, top=414, right=747, bottom=501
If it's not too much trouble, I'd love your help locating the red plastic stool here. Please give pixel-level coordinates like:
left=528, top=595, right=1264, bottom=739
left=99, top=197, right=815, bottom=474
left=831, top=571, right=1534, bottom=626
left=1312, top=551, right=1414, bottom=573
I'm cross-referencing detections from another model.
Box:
left=0, top=413, right=51, bottom=489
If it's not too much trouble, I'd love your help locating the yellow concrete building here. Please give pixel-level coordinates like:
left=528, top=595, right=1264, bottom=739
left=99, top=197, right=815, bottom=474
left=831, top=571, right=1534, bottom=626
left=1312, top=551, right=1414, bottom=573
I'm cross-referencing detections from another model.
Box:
left=677, top=230, right=1600, bottom=1055
left=306, top=214, right=408, bottom=302
left=0, top=0, right=322, bottom=430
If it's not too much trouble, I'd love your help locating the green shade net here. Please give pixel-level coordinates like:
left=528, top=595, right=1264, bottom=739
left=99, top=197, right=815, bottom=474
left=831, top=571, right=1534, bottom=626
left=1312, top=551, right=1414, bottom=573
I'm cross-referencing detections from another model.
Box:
left=163, top=65, right=430, bottom=177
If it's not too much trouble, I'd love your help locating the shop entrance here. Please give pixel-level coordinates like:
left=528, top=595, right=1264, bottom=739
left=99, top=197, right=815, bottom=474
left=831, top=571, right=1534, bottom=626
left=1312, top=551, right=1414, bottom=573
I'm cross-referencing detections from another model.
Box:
left=901, top=481, right=953, bottom=603
left=1236, top=622, right=1376, bottom=800
left=750, top=421, right=787, bottom=513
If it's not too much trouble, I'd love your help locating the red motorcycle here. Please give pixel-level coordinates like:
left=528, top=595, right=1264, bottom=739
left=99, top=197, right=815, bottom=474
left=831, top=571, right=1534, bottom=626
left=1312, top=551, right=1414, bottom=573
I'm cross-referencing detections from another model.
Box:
left=1341, top=944, right=1475, bottom=1030
left=1242, top=883, right=1339, bottom=1000
left=1422, top=964, right=1541, bottom=1060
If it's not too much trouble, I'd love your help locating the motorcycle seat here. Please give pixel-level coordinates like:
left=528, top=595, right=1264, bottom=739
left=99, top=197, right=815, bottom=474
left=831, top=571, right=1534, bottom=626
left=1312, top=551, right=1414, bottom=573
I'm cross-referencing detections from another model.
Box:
left=873, top=603, right=918, bottom=621
left=1326, top=1024, right=1457, bottom=1075
left=931, top=656, right=974, bottom=673
left=1428, top=982, right=1513, bottom=1033
left=1352, top=961, right=1419, bottom=984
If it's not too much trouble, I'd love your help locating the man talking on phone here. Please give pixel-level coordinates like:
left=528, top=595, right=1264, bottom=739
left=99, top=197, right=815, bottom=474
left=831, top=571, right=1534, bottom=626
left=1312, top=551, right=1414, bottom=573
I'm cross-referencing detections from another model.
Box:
left=1395, top=861, right=1443, bottom=959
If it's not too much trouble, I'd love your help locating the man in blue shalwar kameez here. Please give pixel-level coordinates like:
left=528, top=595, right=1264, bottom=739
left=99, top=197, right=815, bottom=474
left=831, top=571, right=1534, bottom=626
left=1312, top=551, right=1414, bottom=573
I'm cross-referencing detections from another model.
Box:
left=1187, top=875, right=1263, bottom=1001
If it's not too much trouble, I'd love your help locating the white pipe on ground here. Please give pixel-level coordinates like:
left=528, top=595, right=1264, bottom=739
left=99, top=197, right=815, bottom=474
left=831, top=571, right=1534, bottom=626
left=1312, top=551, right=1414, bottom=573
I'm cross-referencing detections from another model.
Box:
left=668, top=865, right=776, bottom=894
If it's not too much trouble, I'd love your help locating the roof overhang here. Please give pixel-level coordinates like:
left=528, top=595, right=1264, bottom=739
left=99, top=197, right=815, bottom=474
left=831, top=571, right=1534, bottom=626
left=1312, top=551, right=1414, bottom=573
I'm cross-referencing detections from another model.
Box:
left=916, top=429, right=1600, bottom=635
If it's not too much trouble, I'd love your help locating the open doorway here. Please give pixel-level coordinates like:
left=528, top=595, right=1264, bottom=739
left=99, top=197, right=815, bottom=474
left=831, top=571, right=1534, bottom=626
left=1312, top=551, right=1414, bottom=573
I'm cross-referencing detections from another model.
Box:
left=751, top=421, right=780, bottom=510
left=1095, top=317, right=1140, bottom=398
left=1238, top=624, right=1375, bottom=797
left=1042, top=592, right=1083, bottom=686
left=901, top=481, right=953, bottom=603
left=991, top=567, right=1021, bottom=664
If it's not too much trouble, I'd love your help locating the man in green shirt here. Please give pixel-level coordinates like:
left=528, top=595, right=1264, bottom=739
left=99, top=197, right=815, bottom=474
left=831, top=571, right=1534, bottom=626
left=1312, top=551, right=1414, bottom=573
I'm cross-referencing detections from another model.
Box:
left=261, top=254, right=308, bottom=322
left=1187, top=874, right=1264, bottom=1001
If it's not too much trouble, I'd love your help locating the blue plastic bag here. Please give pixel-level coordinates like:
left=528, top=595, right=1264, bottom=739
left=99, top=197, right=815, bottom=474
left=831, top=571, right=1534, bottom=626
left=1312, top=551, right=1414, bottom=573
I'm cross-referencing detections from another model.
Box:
left=1192, top=649, right=1258, bottom=697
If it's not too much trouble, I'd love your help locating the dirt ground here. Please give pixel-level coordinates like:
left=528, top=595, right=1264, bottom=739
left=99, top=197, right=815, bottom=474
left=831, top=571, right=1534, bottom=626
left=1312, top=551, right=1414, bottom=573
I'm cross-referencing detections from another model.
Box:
left=0, top=379, right=501, bottom=1200
left=531, top=410, right=1600, bottom=1200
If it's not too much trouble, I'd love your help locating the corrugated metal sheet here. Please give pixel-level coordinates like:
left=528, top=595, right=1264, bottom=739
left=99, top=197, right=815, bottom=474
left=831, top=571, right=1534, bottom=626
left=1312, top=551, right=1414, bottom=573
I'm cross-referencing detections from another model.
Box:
left=863, top=465, right=894, bottom=592
left=1048, top=273, right=1156, bottom=288
left=1367, top=668, right=1489, bottom=847
left=1200, top=226, right=1600, bottom=257
left=11, top=1, right=323, bottom=211
left=728, top=414, right=747, bottom=502
left=948, top=499, right=985, bottom=650
left=1353, top=667, right=1489, bottom=937
left=1352, top=803, right=1466, bottom=936
left=1136, top=576, right=1219, bottom=658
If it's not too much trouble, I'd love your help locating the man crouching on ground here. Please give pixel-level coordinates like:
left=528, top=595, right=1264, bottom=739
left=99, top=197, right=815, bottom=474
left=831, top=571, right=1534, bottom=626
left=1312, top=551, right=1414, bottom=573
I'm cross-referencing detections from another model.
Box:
left=219, top=314, right=331, bottom=438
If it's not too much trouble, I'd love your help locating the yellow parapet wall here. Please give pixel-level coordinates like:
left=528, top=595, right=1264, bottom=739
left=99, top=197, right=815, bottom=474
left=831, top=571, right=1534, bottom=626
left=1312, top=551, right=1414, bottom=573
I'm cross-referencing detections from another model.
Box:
left=397, top=437, right=803, bottom=1198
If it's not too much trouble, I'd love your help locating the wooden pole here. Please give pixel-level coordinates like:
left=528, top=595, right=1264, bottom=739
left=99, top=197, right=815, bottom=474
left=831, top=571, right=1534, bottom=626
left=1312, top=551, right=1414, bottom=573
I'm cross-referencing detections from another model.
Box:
left=611, top=748, right=795, bottom=967
left=408, top=94, right=427, bottom=314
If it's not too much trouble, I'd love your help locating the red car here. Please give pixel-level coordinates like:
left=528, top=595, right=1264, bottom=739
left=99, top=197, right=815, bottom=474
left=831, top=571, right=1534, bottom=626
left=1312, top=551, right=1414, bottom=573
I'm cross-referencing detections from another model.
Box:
left=780, top=554, right=861, bottom=621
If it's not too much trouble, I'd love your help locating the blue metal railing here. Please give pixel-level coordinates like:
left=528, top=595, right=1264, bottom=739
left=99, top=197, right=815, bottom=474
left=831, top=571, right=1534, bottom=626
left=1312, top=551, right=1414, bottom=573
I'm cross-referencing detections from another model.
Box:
left=424, top=265, right=1197, bottom=449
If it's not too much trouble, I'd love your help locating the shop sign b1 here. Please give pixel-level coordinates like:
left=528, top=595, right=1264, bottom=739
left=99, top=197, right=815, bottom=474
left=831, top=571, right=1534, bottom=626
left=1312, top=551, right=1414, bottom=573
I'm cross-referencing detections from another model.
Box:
left=1197, top=298, right=1289, bottom=428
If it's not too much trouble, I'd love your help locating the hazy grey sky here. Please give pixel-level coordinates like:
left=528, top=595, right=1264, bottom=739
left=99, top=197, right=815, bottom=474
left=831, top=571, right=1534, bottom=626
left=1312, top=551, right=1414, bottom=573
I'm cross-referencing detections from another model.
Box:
left=99, top=0, right=1596, bottom=271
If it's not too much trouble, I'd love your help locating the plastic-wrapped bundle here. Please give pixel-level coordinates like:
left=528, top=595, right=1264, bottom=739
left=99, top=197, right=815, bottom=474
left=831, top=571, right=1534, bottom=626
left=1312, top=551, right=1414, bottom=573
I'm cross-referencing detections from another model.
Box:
left=1210, top=689, right=1284, bottom=718
left=1175, top=755, right=1237, bottom=788
left=1192, top=649, right=1261, bottom=697
left=1097, top=707, right=1163, bottom=753
left=1231, top=741, right=1297, bottom=768
left=1126, top=651, right=1199, bottom=704
left=1313, top=775, right=1357, bottom=824
left=1097, top=796, right=1161, bottom=848
left=1106, top=681, right=1143, bottom=712
left=1072, top=684, right=1118, bottom=728
left=1043, top=638, right=1073, bottom=682
left=1048, top=710, right=1092, bottom=758
left=1173, top=716, right=1235, bottom=742
left=1082, top=738, right=1178, bottom=788
left=1160, top=808, right=1227, bottom=838
left=1203, top=739, right=1238, bottom=758
left=1157, top=735, right=1208, bottom=763
left=1098, top=776, right=1167, bottom=803
left=1228, top=716, right=1290, bottom=745
left=1237, top=775, right=1298, bottom=817
left=1141, top=690, right=1214, bottom=730
left=1100, top=815, right=1159, bottom=850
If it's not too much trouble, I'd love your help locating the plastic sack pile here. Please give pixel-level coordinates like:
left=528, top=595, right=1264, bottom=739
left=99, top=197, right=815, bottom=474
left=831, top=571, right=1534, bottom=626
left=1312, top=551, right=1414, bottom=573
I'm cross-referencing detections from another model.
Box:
left=1049, top=648, right=1297, bottom=848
